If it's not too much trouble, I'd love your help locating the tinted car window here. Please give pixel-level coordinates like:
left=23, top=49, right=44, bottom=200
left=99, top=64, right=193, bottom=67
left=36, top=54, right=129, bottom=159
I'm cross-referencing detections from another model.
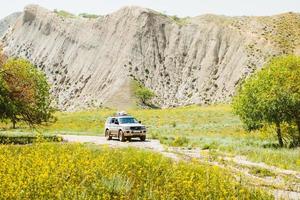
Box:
left=119, top=117, right=138, bottom=124
left=110, top=118, right=115, bottom=124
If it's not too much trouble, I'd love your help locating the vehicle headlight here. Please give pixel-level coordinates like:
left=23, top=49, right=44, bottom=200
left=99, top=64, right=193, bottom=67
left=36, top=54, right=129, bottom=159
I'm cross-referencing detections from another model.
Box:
left=123, top=127, right=131, bottom=130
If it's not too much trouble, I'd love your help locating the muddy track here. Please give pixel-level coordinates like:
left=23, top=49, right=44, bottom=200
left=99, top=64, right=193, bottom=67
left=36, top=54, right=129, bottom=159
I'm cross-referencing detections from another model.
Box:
left=62, top=135, right=300, bottom=200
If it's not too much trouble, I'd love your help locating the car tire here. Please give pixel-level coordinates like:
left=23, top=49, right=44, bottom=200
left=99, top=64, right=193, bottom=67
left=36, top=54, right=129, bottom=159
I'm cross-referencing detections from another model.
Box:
left=105, top=129, right=112, bottom=140
left=119, top=131, right=125, bottom=142
left=140, top=135, right=146, bottom=141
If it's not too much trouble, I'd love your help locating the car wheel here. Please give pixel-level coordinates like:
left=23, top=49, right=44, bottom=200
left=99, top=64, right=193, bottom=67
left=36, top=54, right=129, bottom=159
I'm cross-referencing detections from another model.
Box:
left=119, top=131, right=125, bottom=142
left=140, top=135, right=146, bottom=141
left=105, top=129, right=112, bottom=140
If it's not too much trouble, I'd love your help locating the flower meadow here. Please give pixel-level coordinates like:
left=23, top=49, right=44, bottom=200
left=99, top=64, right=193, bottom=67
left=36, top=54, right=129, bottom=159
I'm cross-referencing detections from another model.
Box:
left=0, top=143, right=272, bottom=200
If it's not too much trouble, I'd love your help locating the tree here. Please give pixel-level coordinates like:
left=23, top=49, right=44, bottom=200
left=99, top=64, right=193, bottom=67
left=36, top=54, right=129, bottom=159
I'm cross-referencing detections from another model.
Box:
left=135, top=87, right=155, bottom=105
left=0, top=47, right=6, bottom=67
left=133, top=81, right=155, bottom=106
left=233, top=55, right=300, bottom=147
left=270, top=56, right=300, bottom=145
left=0, top=58, right=53, bottom=128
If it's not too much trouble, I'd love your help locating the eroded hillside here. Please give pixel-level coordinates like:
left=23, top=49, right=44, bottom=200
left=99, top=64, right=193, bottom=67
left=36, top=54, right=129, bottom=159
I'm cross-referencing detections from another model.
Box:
left=1, top=5, right=299, bottom=110
left=0, top=12, right=21, bottom=37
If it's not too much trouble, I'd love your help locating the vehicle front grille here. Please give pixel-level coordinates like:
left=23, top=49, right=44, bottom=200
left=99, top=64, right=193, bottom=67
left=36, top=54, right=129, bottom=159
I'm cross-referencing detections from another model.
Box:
left=130, top=127, right=142, bottom=130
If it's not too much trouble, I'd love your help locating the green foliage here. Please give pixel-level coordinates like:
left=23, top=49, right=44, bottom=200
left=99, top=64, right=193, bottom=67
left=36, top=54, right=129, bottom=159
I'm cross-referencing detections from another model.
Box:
left=132, top=81, right=155, bottom=106
left=79, top=13, right=99, bottom=19
left=0, top=132, right=61, bottom=144
left=0, top=143, right=271, bottom=199
left=159, top=135, right=190, bottom=147
left=53, top=10, right=100, bottom=19
left=54, top=9, right=76, bottom=18
left=248, top=167, right=276, bottom=178
left=233, top=55, right=300, bottom=146
left=0, top=58, right=54, bottom=128
left=169, top=15, right=189, bottom=25
left=0, top=48, right=6, bottom=67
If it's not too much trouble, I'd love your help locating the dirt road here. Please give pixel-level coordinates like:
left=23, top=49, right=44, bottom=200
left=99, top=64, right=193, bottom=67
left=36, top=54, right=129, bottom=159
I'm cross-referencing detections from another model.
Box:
left=62, top=135, right=164, bottom=151
left=62, top=135, right=180, bottom=160
left=62, top=135, right=300, bottom=200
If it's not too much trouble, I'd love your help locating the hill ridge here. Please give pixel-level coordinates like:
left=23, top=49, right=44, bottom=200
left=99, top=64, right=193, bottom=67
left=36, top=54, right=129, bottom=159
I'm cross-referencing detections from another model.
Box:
left=1, top=5, right=299, bottom=110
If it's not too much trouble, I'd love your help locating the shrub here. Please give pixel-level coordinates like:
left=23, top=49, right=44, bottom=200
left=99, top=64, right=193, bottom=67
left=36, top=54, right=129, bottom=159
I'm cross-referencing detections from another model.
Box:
left=171, top=121, right=177, bottom=127
left=79, top=13, right=99, bottom=19
left=169, top=15, right=189, bottom=25
left=202, top=142, right=218, bottom=150
left=158, top=136, right=190, bottom=147
left=132, top=81, right=155, bottom=106
left=54, top=9, right=76, bottom=18
left=172, top=136, right=190, bottom=146
left=0, top=133, right=61, bottom=144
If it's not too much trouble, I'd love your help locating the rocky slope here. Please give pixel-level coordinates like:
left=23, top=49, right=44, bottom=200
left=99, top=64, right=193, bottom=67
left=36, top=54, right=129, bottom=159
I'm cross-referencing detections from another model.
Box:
left=0, top=12, right=21, bottom=37
left=1, top=5, right=300, bottom=110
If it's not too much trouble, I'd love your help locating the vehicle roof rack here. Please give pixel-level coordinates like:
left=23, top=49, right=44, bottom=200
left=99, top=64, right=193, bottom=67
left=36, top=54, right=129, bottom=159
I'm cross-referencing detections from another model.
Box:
left=116, top=111, right=128, bottom=116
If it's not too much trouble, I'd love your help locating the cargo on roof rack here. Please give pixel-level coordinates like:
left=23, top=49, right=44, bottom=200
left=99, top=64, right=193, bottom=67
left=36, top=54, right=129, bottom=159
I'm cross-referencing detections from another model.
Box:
left=116, top=111, right=128, bottom=116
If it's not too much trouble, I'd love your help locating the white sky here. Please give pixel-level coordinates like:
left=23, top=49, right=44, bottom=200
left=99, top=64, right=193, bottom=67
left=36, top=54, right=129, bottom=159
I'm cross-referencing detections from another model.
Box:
left=1, top=0, right=300, bottom=19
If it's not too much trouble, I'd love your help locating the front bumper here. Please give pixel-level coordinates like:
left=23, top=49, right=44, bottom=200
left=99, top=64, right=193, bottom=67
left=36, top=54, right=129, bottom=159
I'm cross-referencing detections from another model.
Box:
left=123, top=130, right=146, bottom=137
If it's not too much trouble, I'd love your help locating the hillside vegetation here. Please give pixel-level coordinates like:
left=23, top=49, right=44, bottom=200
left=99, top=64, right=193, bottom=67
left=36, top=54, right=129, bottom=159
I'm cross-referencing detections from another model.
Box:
left=2, top=105, right=299, bottom=171
left=261, top=13, right=300, bottom=54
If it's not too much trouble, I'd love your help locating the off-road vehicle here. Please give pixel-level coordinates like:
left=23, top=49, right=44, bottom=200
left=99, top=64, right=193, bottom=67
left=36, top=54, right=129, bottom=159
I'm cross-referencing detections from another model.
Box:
left=104, top=112, right=147, bottom=142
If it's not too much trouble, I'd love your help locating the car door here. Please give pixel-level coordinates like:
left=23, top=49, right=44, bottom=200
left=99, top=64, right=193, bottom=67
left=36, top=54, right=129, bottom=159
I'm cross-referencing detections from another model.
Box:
left=114, top=118, right=120, bottom=136
left=105, top=117, right=112, bottom=132
left=108, top=118, right=114, bottom=135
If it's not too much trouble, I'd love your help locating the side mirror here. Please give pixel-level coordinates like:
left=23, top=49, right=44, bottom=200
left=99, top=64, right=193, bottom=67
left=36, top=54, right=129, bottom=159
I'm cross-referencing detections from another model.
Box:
left=115, top=121, right=119, bottom=125
left=139, top=121, right=141, bottom=123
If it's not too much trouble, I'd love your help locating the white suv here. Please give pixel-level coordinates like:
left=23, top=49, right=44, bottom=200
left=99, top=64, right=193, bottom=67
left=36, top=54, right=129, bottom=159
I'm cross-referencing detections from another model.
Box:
left=104, top=114, right=147, bottom=142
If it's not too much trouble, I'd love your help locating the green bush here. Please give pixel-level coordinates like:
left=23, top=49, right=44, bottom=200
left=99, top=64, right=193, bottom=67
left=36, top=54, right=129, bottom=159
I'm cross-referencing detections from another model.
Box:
left=169, top=15, right=189, bottom=25
left=172, top=136, right=190, bottom=146
left=159, top=136, right=190, bottom=147
left=0, top=133, right=61, bottom=144
left=54, top=9, right=76, bottom=18
left=132, top=80, right=155, bottom=106
left=79, top=13, right=99, bottom=19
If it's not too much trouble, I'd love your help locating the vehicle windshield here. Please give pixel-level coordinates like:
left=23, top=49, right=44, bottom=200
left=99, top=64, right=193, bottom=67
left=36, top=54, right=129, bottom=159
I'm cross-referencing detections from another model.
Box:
left=119, top=117, right=139, bottom=124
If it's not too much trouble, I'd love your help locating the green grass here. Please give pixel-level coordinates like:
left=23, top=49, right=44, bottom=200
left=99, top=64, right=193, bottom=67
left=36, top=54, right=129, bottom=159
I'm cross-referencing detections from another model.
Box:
left=248, top=167, right=276, bottom=178
left=0, top=143, right=272, bottom=199
left=1, top=104, right=299, bottom=171
left=225, top=146, right=300, bottom=171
